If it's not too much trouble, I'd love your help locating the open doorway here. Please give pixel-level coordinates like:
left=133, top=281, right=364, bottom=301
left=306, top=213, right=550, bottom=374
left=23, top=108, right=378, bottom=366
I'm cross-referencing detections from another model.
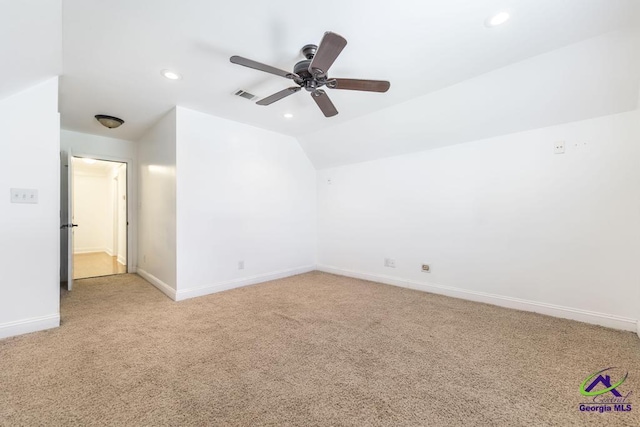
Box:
left=72, top=157, right=127, bottom=279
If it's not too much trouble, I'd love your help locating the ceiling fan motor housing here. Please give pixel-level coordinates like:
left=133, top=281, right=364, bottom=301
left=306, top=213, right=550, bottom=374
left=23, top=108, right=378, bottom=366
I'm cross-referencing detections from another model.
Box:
left=294, top=59, right=322, bottom=91
left=294, top=59, right=313, bottom=79
left=295, top=52, right=331, bottom=91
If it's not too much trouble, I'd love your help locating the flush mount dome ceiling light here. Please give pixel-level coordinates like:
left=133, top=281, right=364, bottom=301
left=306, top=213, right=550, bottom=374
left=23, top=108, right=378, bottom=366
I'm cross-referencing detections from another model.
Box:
left=95, top=115, right=124, bottom=129
left=485, top=11, right=510, bottom=27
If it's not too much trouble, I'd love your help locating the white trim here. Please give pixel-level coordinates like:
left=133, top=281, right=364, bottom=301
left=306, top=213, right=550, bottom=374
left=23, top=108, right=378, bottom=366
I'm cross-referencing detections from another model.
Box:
left=317, top=265, right=638, bottom=333
left=69, top=151, right=136, bottom=272
left=175, top=265, right=315, bottom=301
left=0, top=314, right=60, bottom=340
left=117, top=255, right=126, bottom=265
left=73, top=248, right=109, bottom=255
left=137, top=268, right=176, bottom=300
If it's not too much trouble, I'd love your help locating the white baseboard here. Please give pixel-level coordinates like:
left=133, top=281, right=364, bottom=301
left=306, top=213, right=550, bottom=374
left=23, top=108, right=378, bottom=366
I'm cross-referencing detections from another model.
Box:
left=137, top=268, right=176, bottom=301
left=74, top=247, right=108, bottom=255
left=117, top=255, right=126, bottom=265
left=0, top=314, right=60, bottom=340
left=317, top=265, right=638, bottom=333
left=175, top=265, right=316, bottom=301
left=105, top=248, right=114, bottom=257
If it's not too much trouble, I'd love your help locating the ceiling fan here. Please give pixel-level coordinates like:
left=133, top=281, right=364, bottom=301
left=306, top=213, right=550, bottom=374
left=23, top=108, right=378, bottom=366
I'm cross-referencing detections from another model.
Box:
left=230, top=31, right=390, bottom=117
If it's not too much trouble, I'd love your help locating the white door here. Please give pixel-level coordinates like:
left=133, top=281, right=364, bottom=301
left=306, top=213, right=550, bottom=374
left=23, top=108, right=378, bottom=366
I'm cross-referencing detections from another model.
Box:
left=60, top=151, right=76, bottom=290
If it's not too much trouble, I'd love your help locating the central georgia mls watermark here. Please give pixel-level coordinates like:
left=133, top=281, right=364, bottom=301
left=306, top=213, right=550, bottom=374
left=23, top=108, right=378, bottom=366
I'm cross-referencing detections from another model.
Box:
left=579, top=367, right=633, bottom=414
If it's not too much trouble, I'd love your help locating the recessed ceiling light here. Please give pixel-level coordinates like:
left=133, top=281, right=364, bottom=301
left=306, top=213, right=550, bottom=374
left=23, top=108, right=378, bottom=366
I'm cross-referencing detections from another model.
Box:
left=283, top=113, right=294, bottom=119
left=83, top=158, right=96, bottom=164
left=486, top=11, right=510, bottom=27
left=161, top=69, right=182, bottom=80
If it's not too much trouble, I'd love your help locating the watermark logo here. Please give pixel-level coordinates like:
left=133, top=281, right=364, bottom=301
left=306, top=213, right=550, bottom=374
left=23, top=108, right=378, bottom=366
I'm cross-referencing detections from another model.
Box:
left=578, top=367, right=633, bottom=414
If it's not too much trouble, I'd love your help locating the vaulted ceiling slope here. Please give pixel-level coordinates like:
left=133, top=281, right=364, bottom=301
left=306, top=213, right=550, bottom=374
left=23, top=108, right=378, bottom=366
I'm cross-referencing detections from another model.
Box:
left=300, top=29, right=640, bottom=168
left=59, top=0, right=640, bottom=145
left=0, top=0, right=62, bottom=100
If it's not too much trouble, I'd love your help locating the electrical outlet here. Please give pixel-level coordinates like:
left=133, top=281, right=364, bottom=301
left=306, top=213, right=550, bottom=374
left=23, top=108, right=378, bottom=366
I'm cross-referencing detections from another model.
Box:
left=421, top=264, right=430, bottom=273
left=384, top=258, right=396, bottom=268
left=554, top=141, right=565, bottom=154
left=238, top=261, right=244, bottom=270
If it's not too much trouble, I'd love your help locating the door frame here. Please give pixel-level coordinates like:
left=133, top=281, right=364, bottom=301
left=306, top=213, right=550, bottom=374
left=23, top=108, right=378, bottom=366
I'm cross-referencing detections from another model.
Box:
left=67, top=152, right=135, bottom=273
left=60, top=150, right=74, bottom=290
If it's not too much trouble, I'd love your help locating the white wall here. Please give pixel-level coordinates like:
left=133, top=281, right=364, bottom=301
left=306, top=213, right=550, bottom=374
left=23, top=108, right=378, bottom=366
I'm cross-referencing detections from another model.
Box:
left=137, top=109, right=177, bottom=294
left=61, top=130, right=137, bottom=270
left=73, top=172, right=110, bottom=253
left=117, top=164, right=127, bottom=264
left=107, top=167, right=117, bottom=255
left=0, top=78, right=60, bottom=339
left=317, top=109, right=640, bottom=331
left=61, top=130, right=137, bottom=160
left=174, top=107, right=317, bottom=300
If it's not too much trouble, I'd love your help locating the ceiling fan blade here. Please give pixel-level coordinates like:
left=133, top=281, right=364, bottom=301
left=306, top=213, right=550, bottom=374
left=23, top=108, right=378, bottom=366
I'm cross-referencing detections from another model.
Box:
left=311, top=90, right=338, bottom=117
left=256, top=87, right=301, bottom=106
left=328, top=78, right=390, bottom=93
left=309, top=32, right=347, bottom=76
left=230, top=56, right=299, bottom=80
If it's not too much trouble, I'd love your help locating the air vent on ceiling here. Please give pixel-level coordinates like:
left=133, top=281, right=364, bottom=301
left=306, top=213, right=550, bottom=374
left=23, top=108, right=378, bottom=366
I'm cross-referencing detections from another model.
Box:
left=234, top=89, right=257, bottom=100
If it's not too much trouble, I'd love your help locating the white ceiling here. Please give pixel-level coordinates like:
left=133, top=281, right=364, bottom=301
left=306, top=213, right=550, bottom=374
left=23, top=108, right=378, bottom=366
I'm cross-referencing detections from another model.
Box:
left=0, top=0, right=61, bottom=100
left=59, top=0, right=640, bottom=144
left=2, top=1, right=638, bottom=167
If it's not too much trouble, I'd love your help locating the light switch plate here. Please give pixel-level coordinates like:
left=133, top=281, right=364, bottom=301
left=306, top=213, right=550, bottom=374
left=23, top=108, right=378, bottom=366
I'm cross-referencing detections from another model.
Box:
left=10, top=188, right=38, bottom=204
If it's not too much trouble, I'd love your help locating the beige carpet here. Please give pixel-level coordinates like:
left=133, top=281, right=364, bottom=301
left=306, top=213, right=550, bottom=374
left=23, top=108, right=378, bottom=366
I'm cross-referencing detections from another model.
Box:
left=1, top=272, right=638, bottom=426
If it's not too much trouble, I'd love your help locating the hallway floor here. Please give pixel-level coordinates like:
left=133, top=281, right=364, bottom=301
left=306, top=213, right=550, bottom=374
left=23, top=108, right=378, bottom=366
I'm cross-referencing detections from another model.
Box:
left=73, top=252, right=127, bottom=279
